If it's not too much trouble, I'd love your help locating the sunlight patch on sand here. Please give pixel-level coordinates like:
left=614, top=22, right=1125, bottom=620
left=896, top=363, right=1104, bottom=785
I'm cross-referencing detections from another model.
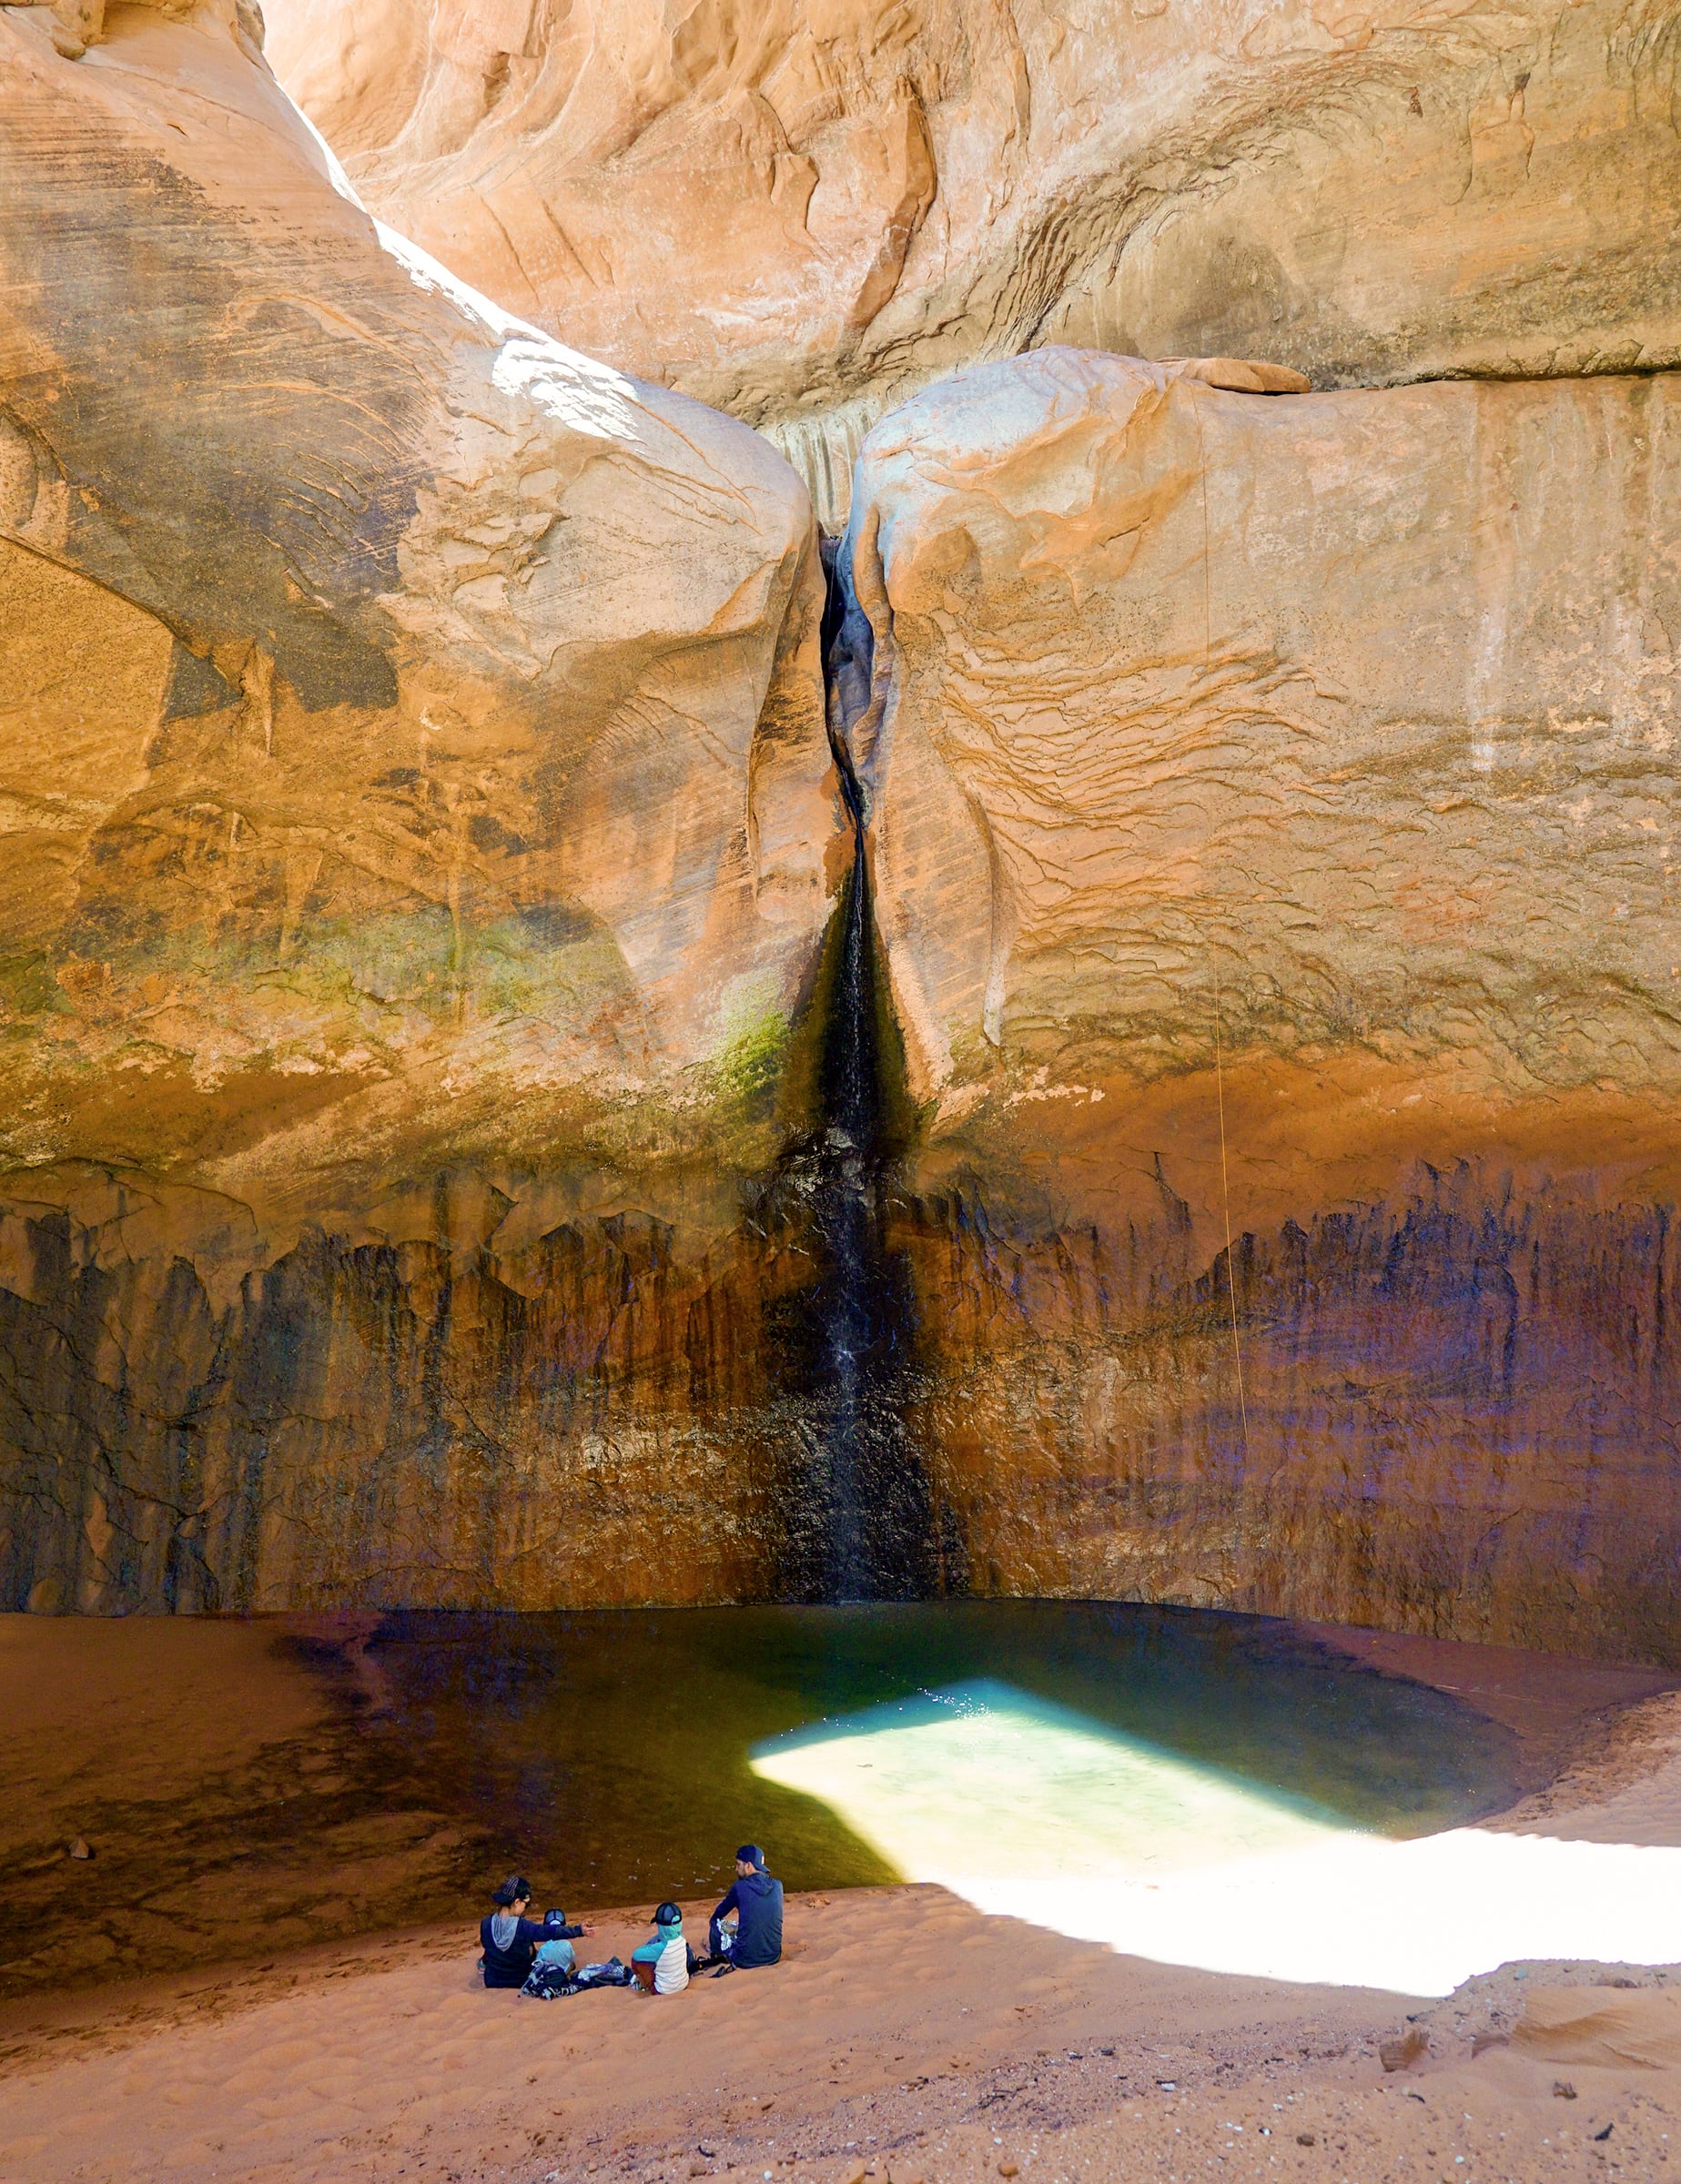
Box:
left=750, top=1678, right=1681, bottom=1996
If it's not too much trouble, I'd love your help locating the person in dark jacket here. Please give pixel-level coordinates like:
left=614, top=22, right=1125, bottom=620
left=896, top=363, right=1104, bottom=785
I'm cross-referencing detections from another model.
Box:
left=479, top=1876, right=592, bottom=1989
left=708, top=1844, right=784, bottom=1969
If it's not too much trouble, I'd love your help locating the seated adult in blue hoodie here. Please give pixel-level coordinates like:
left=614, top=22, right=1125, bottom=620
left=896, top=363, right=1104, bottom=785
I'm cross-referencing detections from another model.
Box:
left=708, top=1844, right=784, bottom=1968
left=479, top=1876, right=592, bottom=1989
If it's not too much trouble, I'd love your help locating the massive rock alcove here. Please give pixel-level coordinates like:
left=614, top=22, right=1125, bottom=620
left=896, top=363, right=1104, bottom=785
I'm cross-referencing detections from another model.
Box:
left=1, top=0, right=1677, bottom=1658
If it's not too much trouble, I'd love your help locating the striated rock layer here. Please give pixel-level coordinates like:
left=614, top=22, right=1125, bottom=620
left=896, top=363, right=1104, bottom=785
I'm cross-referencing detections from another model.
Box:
left=0, top=1166, right=835, bottom=1611
left=837, top=349, right=1681, bottom=1664
left=262, top=0, right=1681, bottom=525
left=0, top=0, right=850, bottom=1612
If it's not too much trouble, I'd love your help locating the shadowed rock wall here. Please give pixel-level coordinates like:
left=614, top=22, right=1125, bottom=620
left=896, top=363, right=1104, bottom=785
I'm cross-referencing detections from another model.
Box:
left=891, top=1166, right=1680, bottom=1664
left=0, top=1168, right=838, bottom=1613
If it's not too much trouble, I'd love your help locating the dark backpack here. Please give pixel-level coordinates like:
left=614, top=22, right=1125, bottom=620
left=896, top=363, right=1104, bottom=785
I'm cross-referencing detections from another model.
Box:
left=521, top=1960, right=578, bottom=2000
left=570, top=1956, right=633, bottom=1990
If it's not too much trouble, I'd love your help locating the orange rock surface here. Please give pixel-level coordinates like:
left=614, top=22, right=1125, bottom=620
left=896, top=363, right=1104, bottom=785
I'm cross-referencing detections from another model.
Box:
left=0, top=0, right=835, bottom=1163
left=0, top=0, right=841, bottom=1612
left=2, top=0, right=1679, bottom=1652
left=263, top=0, right=1681, bottom=524
left=838, top=349, right=1681, bottom=1660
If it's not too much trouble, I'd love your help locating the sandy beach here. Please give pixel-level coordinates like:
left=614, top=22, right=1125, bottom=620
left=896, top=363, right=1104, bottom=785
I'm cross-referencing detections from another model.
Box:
left=2, top=1616, right=1679, bottom=2184
left=0, top=1876, right=1676, bottom=2184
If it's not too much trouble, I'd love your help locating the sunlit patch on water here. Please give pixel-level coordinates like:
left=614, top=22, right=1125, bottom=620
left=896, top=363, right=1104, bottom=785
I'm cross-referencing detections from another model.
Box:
left=751, top=1674, right=1681, bottom=1996
left=751, top=1677, right=1347, bottom=1880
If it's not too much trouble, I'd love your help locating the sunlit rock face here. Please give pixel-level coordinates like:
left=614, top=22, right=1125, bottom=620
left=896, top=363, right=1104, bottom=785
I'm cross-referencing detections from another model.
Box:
left=262, top=0, right=1681, bottom=524
left=5, top=0, right=1680, bottom=1656
left=839, top=348, right=1681, bottom=1664
left=0, top=0, right=841, bottom=1610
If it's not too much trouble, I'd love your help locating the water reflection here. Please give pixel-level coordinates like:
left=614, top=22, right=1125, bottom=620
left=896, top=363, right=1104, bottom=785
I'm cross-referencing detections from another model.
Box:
left=354, top=1599, right=1524, bottom=1916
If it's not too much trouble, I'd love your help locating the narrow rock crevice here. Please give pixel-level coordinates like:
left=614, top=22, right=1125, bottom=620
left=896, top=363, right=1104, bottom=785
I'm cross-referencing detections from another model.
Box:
left=766, top=543, right=957, bottom=1603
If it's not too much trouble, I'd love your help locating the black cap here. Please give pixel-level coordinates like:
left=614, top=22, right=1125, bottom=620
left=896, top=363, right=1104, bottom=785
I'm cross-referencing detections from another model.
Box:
left=736, top=1845, right=765, bottom=1869
left=654, top=1901, right=682, bottom=1926
left=492, top=1875, right=532, bottom=1906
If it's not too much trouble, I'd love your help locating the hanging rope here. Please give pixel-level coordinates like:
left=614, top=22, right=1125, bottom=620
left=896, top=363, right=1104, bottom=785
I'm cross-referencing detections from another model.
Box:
left=1191, top=381, right=1251, bottom=1460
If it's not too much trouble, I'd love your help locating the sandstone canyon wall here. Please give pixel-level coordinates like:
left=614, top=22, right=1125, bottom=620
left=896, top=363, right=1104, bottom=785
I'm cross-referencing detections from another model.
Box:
left=262, top=0, right=1681, bottom=524
left=0, top=0, right=850, bottom=1613
left=837, top=348, right=1681, bottom=1663
left=2, top=0, right=1678, bottom=1661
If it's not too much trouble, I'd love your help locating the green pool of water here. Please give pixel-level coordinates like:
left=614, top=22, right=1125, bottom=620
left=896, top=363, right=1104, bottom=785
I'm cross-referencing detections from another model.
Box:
left=352, top=1601, right=1525, bottom=1914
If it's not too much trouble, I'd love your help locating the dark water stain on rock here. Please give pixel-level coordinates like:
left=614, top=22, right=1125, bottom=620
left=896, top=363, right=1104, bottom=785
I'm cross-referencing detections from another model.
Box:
left=765, top=838, right=949, bottom=1602
left=759, top=547, right=955, bottom=1602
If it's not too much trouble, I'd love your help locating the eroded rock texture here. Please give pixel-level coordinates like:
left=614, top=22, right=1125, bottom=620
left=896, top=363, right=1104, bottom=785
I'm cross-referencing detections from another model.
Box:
left=0, top=1165, right=840, bottom=1611
left=263, top=0, right=1681, bottom=523
left=839, top=349, right=1681, bottom=1663
left=5, top=0, right=1679, bottom=1656
left=0, top=0, right=845, bottom=1610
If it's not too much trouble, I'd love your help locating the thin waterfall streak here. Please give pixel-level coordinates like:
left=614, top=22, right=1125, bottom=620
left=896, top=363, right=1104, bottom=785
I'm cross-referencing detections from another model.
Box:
left=771, top=539, right=948, bottom=1604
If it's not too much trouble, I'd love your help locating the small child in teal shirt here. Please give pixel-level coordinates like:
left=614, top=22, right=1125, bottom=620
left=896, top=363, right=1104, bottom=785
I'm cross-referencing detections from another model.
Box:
left=631, top=1901, right=696, bottom=1994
